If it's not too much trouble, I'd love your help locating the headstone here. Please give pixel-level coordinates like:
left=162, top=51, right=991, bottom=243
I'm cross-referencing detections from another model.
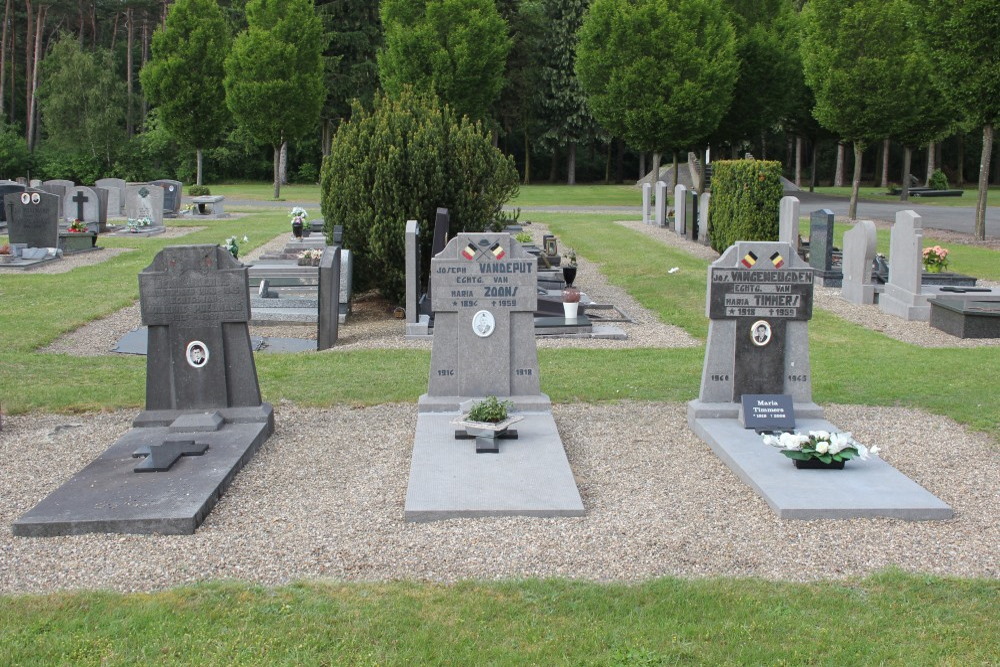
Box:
left=699, top=192, right=712, bottom=246
left=339, top=249, right=353, bottom=320
left=317, top=245, right=342, bottom=350
left=5, top=189, right=59, bottom=248
left=405, top=220, right=426, bottom=334
left=29, top=179, right=41, bottom=188
left=684, top=189, right=699, bottom=242
left=0, top=181, right=26, bottom=222
left=654, top=181, right=667, bottom=228
left=808, top=209, right=840, bottom=286
left=689, top=240, right=818, bottom=415
left=422, top=233, right=542, bottom=406
left=13, top=244, right=275, bottom=536
left=840, top=220, right=877, bottom=305
left=152, top=179, right=183, bottom=216
left=64, top=186, right=105, bottom=230
left=778, top=196, right=800, bottom=247
left=879, top=210, right=931, bottom=321
left=642, top=183, right=652, bottom=225
left=422, top=207, right=451, bottom=317
left=686, top=239, right=954, bottom=521
left=140, top=245, right=262, bottom=410
left=39, top=181, right=69, bottom=220
left=96, top=178, right=127, bottom=216
left=674, top=184, right=688, bottom=234
left=125, top=183, right=165, bottom=229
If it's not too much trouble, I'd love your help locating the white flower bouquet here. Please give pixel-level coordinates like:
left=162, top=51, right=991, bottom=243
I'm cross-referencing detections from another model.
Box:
left=762, top=430, right=879, bottom=465
left=289, top=206, right=308, bottom=222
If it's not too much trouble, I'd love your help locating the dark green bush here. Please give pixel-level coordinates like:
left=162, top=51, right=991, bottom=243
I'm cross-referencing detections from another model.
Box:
left=0, top=122, right=31, bottom=178
left=928, top=168, right=949, bottom=190
left=708, top=160, right=784, bottom=253
left=188, top=185, right=211, bottom=196
left=321, top=87, right=519, bottom=304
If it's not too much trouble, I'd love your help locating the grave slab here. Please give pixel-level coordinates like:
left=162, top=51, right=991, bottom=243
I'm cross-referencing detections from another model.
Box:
left=404, top=410, right=584, bottom=521
left=13, top=406, right=274, bottom=536
left=687, top=413, right=953, bottom=520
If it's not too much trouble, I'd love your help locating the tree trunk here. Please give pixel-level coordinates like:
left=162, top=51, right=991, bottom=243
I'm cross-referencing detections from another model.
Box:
left=23, top=0, right=32, bottom=142
left=900, top=146, right=911, bottom=201
left=638, top=151, right=645, bottom=182
left=956, top=133, right=965, bottom=186
left=849, top=141, right=863, bottom=220
left=881, top=138, right=890, bottom=188
left=126, top=7, right=133, bottom=137
left=141, top=17, right=149, bottom=128
left=523, top=132, right=530, bottom=185
left=566, top=141, right=576, bottom=185
left=785, top=134, right=793, bottom=170
left=834, top=142, right=845, bottom=187
left=651, top=152, right=660, bottom=183
left=809, top=139, right=818, bottom=192
left=925, top=140, right=936, bottom=185
left=0, top=0, right=11, bottom=118
left=26, top=4, right=43, bottom=152
left=794, top=135, right=802, bottom=188
left=548, top=145, right=558, bottom=183
left=604, top=141, right=611, bottom=184
left=279, top=140, right=288, bottom=185
left=672, top=151, right=678, bottom=192
left=974, top=124, right=992, bottom=241
left=273, top=143, right=281, bottom=199
left=615, top=138, right=624, bottom=184
left=321, top=118, right=331, bottom=157
left=196, top=147, right=203, bottom=186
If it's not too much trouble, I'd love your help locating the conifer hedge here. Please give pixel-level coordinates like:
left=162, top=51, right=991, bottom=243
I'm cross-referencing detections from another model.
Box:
left=320, top=88, right=519, bottom=304
left=707, top=160, right=783, bottom=252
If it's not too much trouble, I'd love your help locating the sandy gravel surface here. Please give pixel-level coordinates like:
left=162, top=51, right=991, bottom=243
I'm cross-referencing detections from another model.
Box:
left=0, top=401, right=996, bottom=594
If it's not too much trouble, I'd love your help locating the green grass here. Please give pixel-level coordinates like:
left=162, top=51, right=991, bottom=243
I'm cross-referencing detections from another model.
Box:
left=512, top=184, right=640, bottom=207
left=812, top=184, right=1000, bottom=207
left=2, top=572, right=996, bottom=664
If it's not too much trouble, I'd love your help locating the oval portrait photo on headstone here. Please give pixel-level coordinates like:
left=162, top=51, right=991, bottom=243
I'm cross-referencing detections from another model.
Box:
left=472, top=310, right=496, bottom=338
left=31, top=192, right=40, bottom=204
left=19, top=192, right=29, bottom=204
left=185, top=340, right=210, bottom=368
left=750, top=320, right=772, bottom=347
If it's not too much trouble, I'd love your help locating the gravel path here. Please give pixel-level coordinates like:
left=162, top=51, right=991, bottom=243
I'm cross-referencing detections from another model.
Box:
left=1, top=402, right=996, bottom=594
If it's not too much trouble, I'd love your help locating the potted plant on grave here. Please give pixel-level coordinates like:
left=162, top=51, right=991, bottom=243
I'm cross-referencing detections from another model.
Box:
left=67, top=220, right=88, bottom=233
left=562, top=284, right=581, bottom=319
left=223, top=235, right=248, bottom=260
left=297, top=248, right=323, bottom=266
left=452, top=396, right=523, bottom=442
left=0, top=243, right=12, bottom=263
left=762, top=430, right=880, bottom=469
left=125, top=217, right=152, bottom=233
left=514, top=231, right=533, bottom=246
left=922, top=245, right=949, bottom=273
left=289, top=206, right=308, bottom=239
left=562, top=247, right=578, bottom=287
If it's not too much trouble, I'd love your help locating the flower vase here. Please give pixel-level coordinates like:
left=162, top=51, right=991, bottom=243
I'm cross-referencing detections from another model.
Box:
left=563, top=301, right=579, bottom=319
left=793, top=458, right=845, bottom=470
left=924, top=264, right=943, bottom=273
left=292, top=221, right=304, bottom=239
left=562, top=265, right=577, bottom=287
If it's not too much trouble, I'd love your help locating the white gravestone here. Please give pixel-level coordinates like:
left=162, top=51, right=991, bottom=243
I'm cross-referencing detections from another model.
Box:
left=879, top=210, right=932, bottom=321
left=654, top=181, right=667, bottom=228
left=841, top=220, right=877, bottom=305
left=779, top=196, right=800, bottom=248
left=674, top=184, right=688, bottom=235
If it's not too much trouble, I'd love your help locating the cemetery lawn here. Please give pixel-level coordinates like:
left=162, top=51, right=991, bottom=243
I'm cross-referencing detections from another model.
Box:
left=1, top=572, right=997, bottom=663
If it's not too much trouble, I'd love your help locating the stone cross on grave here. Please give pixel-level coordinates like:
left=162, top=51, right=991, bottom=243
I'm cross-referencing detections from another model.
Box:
left=131, top=411, right=221, bottom=472
left=72, top=189, right=89, bottom=220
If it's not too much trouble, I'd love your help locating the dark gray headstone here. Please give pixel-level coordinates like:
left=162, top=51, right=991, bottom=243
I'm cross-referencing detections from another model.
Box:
left=152, top=179, right=183, bottom=215
left=317, top=245, right=342, bottom=350
left=139, top=245, right=262, bottom=411
left=5, top=189, right=59, bottom=248
left=0, top=182, right=26, bottom=222
left=684, top=189, right=699, bottom=242
left=38, top=181, right=68, bottom=220
left=808, top=209, right=835, bottom=272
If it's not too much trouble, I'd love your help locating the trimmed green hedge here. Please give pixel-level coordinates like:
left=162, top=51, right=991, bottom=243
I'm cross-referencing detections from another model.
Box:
left=188, top=185, right=211, bottom=196
left=708, top=160, right=783, bottom=252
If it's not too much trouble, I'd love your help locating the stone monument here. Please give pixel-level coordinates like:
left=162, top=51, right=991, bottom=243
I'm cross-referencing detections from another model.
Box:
left=654, top=181, right=667, bottom=228
left=14, top=245, right=275, bottom=536
left=5, top=190, right=59, bottom=249
left=405, top=233, right=584, bottom=521
left=96, top=178, right=127, bottom=216
left=840, top=220, right=877, bottom=305
left=642, top=182, right=652, bottom=225
left=808, top=209, right=841, bottom=286
left=125, top=183, right=166, bottom=231
left=674, top=184, right=687, bottom=235
left=778, top=196, right=799, bottom=248
left=879, top=210, right=932, bottom=321
left=687, top=240, right=952, bottom=520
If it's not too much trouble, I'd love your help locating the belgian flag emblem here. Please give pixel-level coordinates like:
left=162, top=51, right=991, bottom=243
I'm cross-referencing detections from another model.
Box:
left=489, top=242, right=506, bottom=260
left=770, top=251, right=785, bottom=268
left=461, top=243, right=478, bottom=260
left=741, top=251, right=758, bottom=268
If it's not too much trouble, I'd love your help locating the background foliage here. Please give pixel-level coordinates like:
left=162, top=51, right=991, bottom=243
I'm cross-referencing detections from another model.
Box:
left=708, top=159, right=783, bottom=251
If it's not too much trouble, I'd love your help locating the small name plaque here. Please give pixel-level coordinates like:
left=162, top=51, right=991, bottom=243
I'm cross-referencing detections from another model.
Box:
left=739, top=394, right=795, bottom=431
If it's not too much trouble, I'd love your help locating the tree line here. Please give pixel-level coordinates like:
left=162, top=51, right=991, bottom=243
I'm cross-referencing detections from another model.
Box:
left=0, top=0, right=996, bottom=236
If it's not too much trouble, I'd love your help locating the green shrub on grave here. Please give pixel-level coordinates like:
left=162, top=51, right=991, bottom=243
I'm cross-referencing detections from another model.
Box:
left=707, top=160, right=783, bottom=253
left=929, top=168, right=949, bottom=190
left=188, top=185, right=211, bottom=196
left=321, top=87, right=518, bottom=304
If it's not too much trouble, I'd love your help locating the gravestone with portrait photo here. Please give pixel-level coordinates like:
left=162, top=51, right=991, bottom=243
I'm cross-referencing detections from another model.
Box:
left=686, top=240, right=952, bottom=520
left=14, top=245, right=275, bottom=536
left=124, top=183, right=166, bottom=234
left=405, top=232, right=583, bottom=522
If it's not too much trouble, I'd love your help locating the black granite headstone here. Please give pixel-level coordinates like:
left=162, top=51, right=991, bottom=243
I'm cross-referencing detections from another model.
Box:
left=0, top=182, right=26, bottom=222
left=5, top=189, right=59, bottom=248
left=139, top=245, right=262, bottom=410
left=684, top=190, right=699, bottom=242
left=809, top=209, right=835, bottom=272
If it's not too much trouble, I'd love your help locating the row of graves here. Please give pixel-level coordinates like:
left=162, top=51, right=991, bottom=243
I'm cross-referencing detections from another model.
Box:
left=642, top=180, right=712, bottom=246
left=0, top=178, right=186, bottom=270
left=781, top=196, right=1000, bottom=339
left=404, top=208, right=630, bottom=341
left=14, top=229, right=954, bottom=536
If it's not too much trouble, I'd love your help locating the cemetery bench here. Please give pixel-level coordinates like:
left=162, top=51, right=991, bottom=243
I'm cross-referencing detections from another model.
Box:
left=190, top=195, right=226, bottom=217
